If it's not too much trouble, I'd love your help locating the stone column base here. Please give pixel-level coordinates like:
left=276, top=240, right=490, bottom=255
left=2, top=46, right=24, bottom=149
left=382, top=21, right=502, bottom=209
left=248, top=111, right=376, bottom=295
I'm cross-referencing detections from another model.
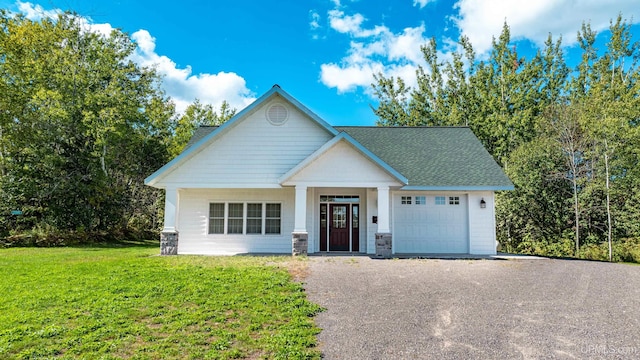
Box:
left=375, top=233, right=392, bottom=258
left=292, top=232, right=308, bottom=256
left=160, top=231, right=179, bottom=255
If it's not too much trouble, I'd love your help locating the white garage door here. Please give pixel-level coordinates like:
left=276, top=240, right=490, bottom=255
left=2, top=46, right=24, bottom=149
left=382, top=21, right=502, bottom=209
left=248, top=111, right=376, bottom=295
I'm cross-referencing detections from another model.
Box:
left=393, top=194, right=468, bottom=253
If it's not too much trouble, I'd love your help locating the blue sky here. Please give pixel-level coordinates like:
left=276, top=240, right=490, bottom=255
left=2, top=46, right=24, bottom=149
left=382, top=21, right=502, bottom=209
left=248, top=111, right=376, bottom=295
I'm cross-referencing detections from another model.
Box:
left=2, top=1, right=640, bottom=126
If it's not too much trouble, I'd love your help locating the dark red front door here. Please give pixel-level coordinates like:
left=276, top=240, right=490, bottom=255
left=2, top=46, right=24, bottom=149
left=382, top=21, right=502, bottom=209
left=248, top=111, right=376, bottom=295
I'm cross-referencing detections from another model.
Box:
left=329, top=204, right=350, bottom=251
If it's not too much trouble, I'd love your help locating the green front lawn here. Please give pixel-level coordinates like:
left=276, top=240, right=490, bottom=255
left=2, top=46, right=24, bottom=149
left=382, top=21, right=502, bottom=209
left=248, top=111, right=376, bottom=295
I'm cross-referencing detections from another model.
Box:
left=0, top=244, right=322, bottom=359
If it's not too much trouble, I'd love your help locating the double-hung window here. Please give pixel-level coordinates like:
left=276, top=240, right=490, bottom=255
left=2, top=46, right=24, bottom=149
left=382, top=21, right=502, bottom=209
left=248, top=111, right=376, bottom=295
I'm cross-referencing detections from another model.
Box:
left=208, top=202, right=281, bottom=235
left=208, top=203, right=225, bottom=234
left=265, top=204, right=281, bottom=234
left=246, top=203, right=263, bottom=234
left=227, top=203, right=244, bottom=234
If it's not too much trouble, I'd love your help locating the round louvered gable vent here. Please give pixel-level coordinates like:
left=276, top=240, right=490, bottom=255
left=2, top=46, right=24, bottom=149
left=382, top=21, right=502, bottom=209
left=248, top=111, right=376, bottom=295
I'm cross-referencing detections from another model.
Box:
left=266, top=103, right=289, bottom=125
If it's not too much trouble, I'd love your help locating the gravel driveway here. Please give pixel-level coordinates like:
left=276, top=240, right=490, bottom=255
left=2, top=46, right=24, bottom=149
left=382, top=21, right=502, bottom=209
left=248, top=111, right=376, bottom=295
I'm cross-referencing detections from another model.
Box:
left=303, top=257, right=640, bottom=359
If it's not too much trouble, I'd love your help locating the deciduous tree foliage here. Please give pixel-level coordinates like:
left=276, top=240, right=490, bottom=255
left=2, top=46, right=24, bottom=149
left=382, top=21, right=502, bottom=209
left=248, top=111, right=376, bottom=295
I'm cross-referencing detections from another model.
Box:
left=0, top=11, right=233, bottom=242
left=372, top=15, right=640, bottom=260
left=169, top=100, right=236, bottom=158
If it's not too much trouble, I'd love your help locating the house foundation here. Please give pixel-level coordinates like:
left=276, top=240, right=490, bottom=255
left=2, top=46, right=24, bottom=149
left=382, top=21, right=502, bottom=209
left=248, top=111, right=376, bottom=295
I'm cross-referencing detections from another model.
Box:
left=160, top=231, right=179, bottom=255
left=292, top=232, right=308, bottom=256
left=375, top=233, right=392, bottom=258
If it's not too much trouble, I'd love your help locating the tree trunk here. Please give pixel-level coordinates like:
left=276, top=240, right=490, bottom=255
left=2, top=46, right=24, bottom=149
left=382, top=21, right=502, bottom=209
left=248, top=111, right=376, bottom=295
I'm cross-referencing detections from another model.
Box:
left=0, top=125, right=4, bottom=176
left=101, top=143, right=107, bottom=176
left=573, top=174, right=579, bottom=256
left=604, top=139, right=612, bottom=261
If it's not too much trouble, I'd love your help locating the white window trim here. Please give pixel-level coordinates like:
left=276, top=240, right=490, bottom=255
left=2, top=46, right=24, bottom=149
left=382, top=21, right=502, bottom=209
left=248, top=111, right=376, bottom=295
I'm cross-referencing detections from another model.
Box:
left=264, top=203, right=282, bottom=235
left=208, top=201, right=282, bottom=235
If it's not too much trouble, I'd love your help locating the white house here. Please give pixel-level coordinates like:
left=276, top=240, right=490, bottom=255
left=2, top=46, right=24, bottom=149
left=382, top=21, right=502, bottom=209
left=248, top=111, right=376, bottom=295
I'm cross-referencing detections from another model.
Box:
left=145, top=85, right=513, bottom=256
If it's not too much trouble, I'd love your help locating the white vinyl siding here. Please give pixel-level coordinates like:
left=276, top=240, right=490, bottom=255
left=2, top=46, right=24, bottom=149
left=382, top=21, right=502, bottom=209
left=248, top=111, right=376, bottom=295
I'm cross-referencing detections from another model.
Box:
left=178, top=189, right=293, bottom=255
left=156, top=99, right=334, bottom=188
left=282, top=140, right=403, bottom=187
left=468, top=192, right=497, bottom=254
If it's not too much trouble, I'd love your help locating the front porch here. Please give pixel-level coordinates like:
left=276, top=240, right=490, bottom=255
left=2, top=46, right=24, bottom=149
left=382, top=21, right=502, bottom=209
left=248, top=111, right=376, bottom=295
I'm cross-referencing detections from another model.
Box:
left=290, top=186, right=394, bottom=256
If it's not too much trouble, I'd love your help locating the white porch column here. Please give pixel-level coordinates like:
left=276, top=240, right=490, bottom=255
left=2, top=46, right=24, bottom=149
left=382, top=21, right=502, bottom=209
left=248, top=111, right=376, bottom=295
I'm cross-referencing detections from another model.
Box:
left=161, top=187, right=179, bottom=255
left=294, top=185, right=308, bottom=232
left=163, top=187, right=178, bottom=232
left=375, top=186, right=392, bottom=258
left=377, top=186, right=390, bottom=233
left=292, top=185, right=309, bottom=255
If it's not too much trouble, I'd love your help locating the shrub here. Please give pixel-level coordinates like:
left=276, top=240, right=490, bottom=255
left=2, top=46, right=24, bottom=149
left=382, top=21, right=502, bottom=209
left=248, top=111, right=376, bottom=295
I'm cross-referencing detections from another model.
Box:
left=0, top=226, right=159, bottom=248
left=514, top=238, right=575, bottom=258
left=613, top=238, right=640, bottom=263
left=578, top=243, right=608, bottom=261
left=509, top=237, right=640, bottom=263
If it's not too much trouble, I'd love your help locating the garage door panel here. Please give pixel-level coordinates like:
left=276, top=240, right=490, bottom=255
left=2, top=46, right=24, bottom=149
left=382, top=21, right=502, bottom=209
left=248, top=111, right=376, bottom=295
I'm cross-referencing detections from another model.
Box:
left=394, top=194, right=468, bottom=253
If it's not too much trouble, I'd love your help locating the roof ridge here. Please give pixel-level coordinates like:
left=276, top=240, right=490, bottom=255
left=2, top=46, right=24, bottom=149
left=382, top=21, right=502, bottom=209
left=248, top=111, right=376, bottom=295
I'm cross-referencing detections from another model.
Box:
left=335, top=125, right=471, bottom=129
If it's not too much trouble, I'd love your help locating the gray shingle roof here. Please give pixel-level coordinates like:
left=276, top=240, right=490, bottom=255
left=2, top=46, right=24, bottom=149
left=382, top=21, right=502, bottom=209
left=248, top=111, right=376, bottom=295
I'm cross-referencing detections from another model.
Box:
left=186, top=125, right=513, bottom=189
left=184, top=126, right=218, bottom=150
left=335, top=126, right=513, bottom=189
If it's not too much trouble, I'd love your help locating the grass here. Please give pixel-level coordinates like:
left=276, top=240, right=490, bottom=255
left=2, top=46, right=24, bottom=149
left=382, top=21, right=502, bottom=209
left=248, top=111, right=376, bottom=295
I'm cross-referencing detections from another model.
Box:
left=0, top=245, right=323, bottom=359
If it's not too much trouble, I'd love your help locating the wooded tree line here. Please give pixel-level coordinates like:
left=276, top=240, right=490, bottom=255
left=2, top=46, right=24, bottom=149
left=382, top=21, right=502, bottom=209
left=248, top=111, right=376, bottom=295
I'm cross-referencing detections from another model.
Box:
left=2, top=11, right=638, bottom=261
left=0, top=12, right=233, bottom=244
left=373, top=16, right=640, bottom=261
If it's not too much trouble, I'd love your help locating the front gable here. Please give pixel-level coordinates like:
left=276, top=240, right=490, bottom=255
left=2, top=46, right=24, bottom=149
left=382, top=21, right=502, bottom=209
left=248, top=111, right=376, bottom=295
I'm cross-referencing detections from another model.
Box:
left=145, top=86, right=337, bottom=188
left=280, top=134, right=407, bottom=187
left=146, top=86, right=513, bottom=192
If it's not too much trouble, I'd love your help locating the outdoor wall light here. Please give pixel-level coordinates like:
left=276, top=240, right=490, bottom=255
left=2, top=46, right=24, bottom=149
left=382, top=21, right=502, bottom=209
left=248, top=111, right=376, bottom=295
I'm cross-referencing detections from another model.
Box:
left=480, top=198, right=486, bottom=208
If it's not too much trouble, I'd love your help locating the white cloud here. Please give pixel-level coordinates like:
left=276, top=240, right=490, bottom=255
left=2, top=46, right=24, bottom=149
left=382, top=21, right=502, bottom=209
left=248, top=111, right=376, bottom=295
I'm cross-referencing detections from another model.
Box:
left=453, top=0, right=640, bottom=55
left=19, top=1, right=117, bottom=37
left=130, top=30, right=255, bottom=113
left=321, top=0, right=640, bottom=95
left=321, top=8, right=428, bottom=94
left=17, top=1, right=60, bottom=20
left=14, top=1, right=255, bottom=115
left=88, top=23, right=116, bottom=37
left=387, top=25, right=427, bottom=64
left=328, top=10, right=365, bottom=34
left=320, top=62, right=384, bottom=93
left=413, top=0, right=433, bottom=9
left=309, top=10, right=323, bottom=40
left=309, top=10, right=321, bottom=30
left=17, top=2, right=114, bottom=39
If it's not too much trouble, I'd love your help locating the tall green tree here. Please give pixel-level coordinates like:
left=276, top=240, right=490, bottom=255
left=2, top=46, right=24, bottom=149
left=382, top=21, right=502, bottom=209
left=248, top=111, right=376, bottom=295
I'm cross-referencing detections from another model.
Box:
left=543, top=102, right=589, bottom=255
left=371, top=17, right=640, bottom=260
left=0, top=11, right=173, bottom=238
left=373, top=24, right=569, bottom=165
left=574, top=16, right=640, bottom=258
left=168, top=100, right=236, bottom=158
